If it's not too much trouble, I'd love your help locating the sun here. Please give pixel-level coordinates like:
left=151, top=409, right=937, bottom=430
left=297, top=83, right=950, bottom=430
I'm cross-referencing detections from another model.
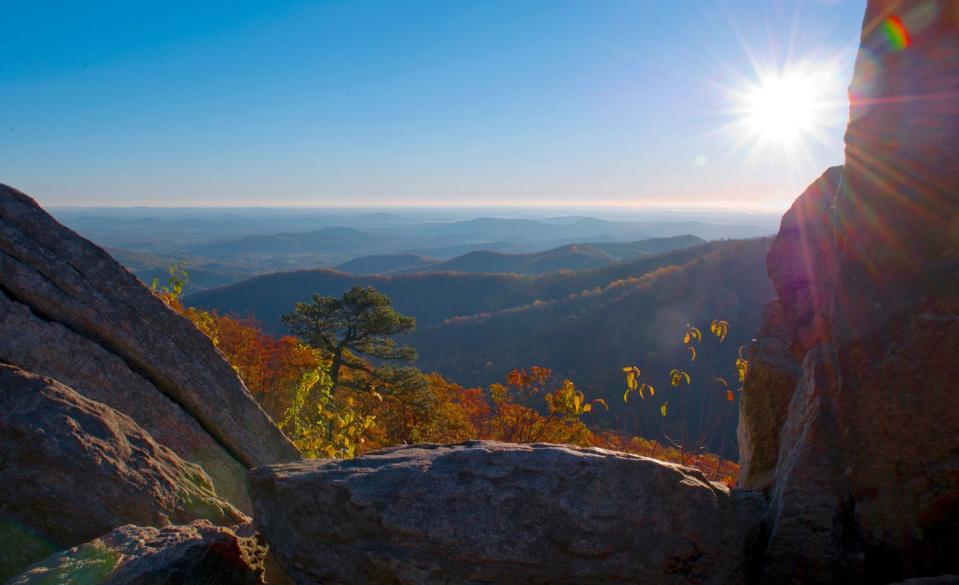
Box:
left=734, top=66, right=833, bottom=148
left=738, top=69, right=830, bottom=147
left=741, top=72, right=821, bottom=146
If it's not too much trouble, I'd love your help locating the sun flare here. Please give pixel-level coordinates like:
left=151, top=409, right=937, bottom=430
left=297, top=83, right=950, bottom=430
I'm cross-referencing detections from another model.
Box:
left=741, top=72, right=822, bottom=146
left=735, top=67, right=833, bottom=148
left=714, top=57, right=847, bottom=193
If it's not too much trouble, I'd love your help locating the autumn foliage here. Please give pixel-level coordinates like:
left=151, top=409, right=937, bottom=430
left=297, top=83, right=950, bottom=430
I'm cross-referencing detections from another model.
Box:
left=157, top=277, right=738, bottom=484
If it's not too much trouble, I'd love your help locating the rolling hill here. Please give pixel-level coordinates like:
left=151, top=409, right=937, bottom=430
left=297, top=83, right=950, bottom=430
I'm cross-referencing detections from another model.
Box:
left=408, top=237, right=773, bottom=456
left=335, top=254, right=439, bottom=275
left=403, top=235, right=708, bottom=274
left=187, top=237, right=772, bottom=457
left=332, top=235, right=706, bottom=275
left=186, top=239, right=739, bottom=332
left=402, top=245, right=614, bottom=274
left=188, top=226, right=372, bottom=257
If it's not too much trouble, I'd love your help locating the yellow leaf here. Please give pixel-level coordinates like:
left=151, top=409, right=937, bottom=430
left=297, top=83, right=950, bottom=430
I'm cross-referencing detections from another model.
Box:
left=661, top=402, right=668, bottom=417
left=714, top=377, right=728, bottom=388
left=736, top=358, right=748, bottom=383
left=683, top=325, right=702, bottom=345
left=710, top=319, right=729, bottom=342
left=581, top=403, right=592, bottom=413
left=687, top=346, right=697, bottom=361
left=648, top=384, right=655, bottom=396
left=624, top=387, right=634, bottom=403
left=592, top=398, right=609, bottom=410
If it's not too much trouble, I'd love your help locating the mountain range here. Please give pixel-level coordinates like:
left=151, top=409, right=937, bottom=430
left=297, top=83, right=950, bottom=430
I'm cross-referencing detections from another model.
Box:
left=187, top=237, right=774, bottom=456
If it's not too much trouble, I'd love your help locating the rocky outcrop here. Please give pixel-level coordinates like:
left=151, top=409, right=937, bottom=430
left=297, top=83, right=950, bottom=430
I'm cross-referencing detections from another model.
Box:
left=739, top=167, right=842, bottom=493
left=250, top=441, right=765, bottom=585
left=739, top=1, right=959, bottom=582
left=766, top=166, right=842, bottom=358
left=7, top=521, right=267, bottom=585
left=0, top=364, right=248, bottom=582
left=0, top=183, right=298, bottom=508
left=736, top=299, right=800, bottom=491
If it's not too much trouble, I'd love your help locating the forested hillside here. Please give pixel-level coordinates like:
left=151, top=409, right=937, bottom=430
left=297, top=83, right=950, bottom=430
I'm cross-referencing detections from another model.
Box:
left=189, top=237, right=773, bottom=456
left=413, top=238, right=772, bottom=455
left=187, top=239, right=738, bottom=331
left=387, top=235, right=707, bottom=275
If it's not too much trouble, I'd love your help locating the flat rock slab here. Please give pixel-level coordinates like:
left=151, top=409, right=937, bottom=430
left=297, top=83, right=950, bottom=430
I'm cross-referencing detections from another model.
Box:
left=250, top=441, right=765, bottom=585
left=7, top=521, right=267, bottom=585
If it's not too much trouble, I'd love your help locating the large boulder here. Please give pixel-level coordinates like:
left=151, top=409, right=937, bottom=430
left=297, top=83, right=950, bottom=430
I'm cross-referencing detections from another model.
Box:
left=0, top=183, right=299, bottom=508
left=7, top=521, right=267, bottom=585
left=739, top=1, right=959, bottom=582
left=0, top=364, right=248, bottom=581
left=250, top=441, right=765, bottom=585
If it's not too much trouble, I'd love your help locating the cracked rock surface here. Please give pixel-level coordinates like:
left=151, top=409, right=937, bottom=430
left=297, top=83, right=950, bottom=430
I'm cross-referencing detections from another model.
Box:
left=0, top=183, right=298, bottom=511
left=0, top=365, right=249, bottom=581
left=251, top=441, right=765, bottom=585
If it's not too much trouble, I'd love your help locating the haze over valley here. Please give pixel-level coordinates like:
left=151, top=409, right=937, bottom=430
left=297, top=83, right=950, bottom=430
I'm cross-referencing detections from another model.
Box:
left=54, top=206, right=779, bottom=290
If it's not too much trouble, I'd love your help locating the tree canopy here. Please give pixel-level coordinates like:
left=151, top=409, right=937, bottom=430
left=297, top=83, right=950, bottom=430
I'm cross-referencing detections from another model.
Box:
left=282, top=285, right=417, bottom=390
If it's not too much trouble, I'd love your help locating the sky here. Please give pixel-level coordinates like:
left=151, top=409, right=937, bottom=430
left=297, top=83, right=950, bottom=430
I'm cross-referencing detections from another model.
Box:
left=0, top=0, right=866, bottom=210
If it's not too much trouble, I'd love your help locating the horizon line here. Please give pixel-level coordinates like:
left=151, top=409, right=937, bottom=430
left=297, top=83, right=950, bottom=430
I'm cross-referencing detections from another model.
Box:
left=47, top=201, right=789, bottom=213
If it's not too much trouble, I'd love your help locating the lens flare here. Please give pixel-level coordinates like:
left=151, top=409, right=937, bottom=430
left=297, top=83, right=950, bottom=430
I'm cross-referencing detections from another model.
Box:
left=882, top=16, right=910, bottom=51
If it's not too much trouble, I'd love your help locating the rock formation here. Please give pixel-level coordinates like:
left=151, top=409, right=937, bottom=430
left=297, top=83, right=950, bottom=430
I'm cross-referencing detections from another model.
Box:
left=738, top=1, right=959, bottom=582
left=250, top=441, right=766, bottom=585
left=0, top=182, right=299, bottom=509
left=0, top=0, right=954, bottom=583
left=0, top=364, right=250, bottom=581
left=6, top=521, right=267, bottom=585
left=737, top=166, right=842, bottom=493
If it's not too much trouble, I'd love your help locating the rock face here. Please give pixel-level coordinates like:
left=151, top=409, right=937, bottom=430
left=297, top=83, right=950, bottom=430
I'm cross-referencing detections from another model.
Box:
left=736, top=299, right=800, bottom=492
left=739, top=1, right=959, bottom=582
left=766, top=166, right=842, bottom=359
left=7, top=521, right=267, bottom=585
left=0, top=364, right=249, bottom=582
left=0, top=182, right=298, bottom=508
left=737, top=166, right=843, bottom=494
left=250, top=441, right=765, bottom=585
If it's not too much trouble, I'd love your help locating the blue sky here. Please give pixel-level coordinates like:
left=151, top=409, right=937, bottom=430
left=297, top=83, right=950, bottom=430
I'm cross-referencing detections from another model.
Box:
left=0, top=0, right=865, bottom=209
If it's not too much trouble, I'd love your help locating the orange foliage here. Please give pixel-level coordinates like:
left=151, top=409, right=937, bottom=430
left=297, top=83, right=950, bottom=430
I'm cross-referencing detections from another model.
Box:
left=166, top=292, right=738, bottom=483
left=164, top=294, right=323, bottom=421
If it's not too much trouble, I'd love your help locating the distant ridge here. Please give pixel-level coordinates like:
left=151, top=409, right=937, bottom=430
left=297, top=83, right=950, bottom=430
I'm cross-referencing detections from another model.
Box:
left=337, top=235, right=706, bottom=275
left=187, top=238, right=736, bottom=334
left=336, top=254, right=439, bottom=275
